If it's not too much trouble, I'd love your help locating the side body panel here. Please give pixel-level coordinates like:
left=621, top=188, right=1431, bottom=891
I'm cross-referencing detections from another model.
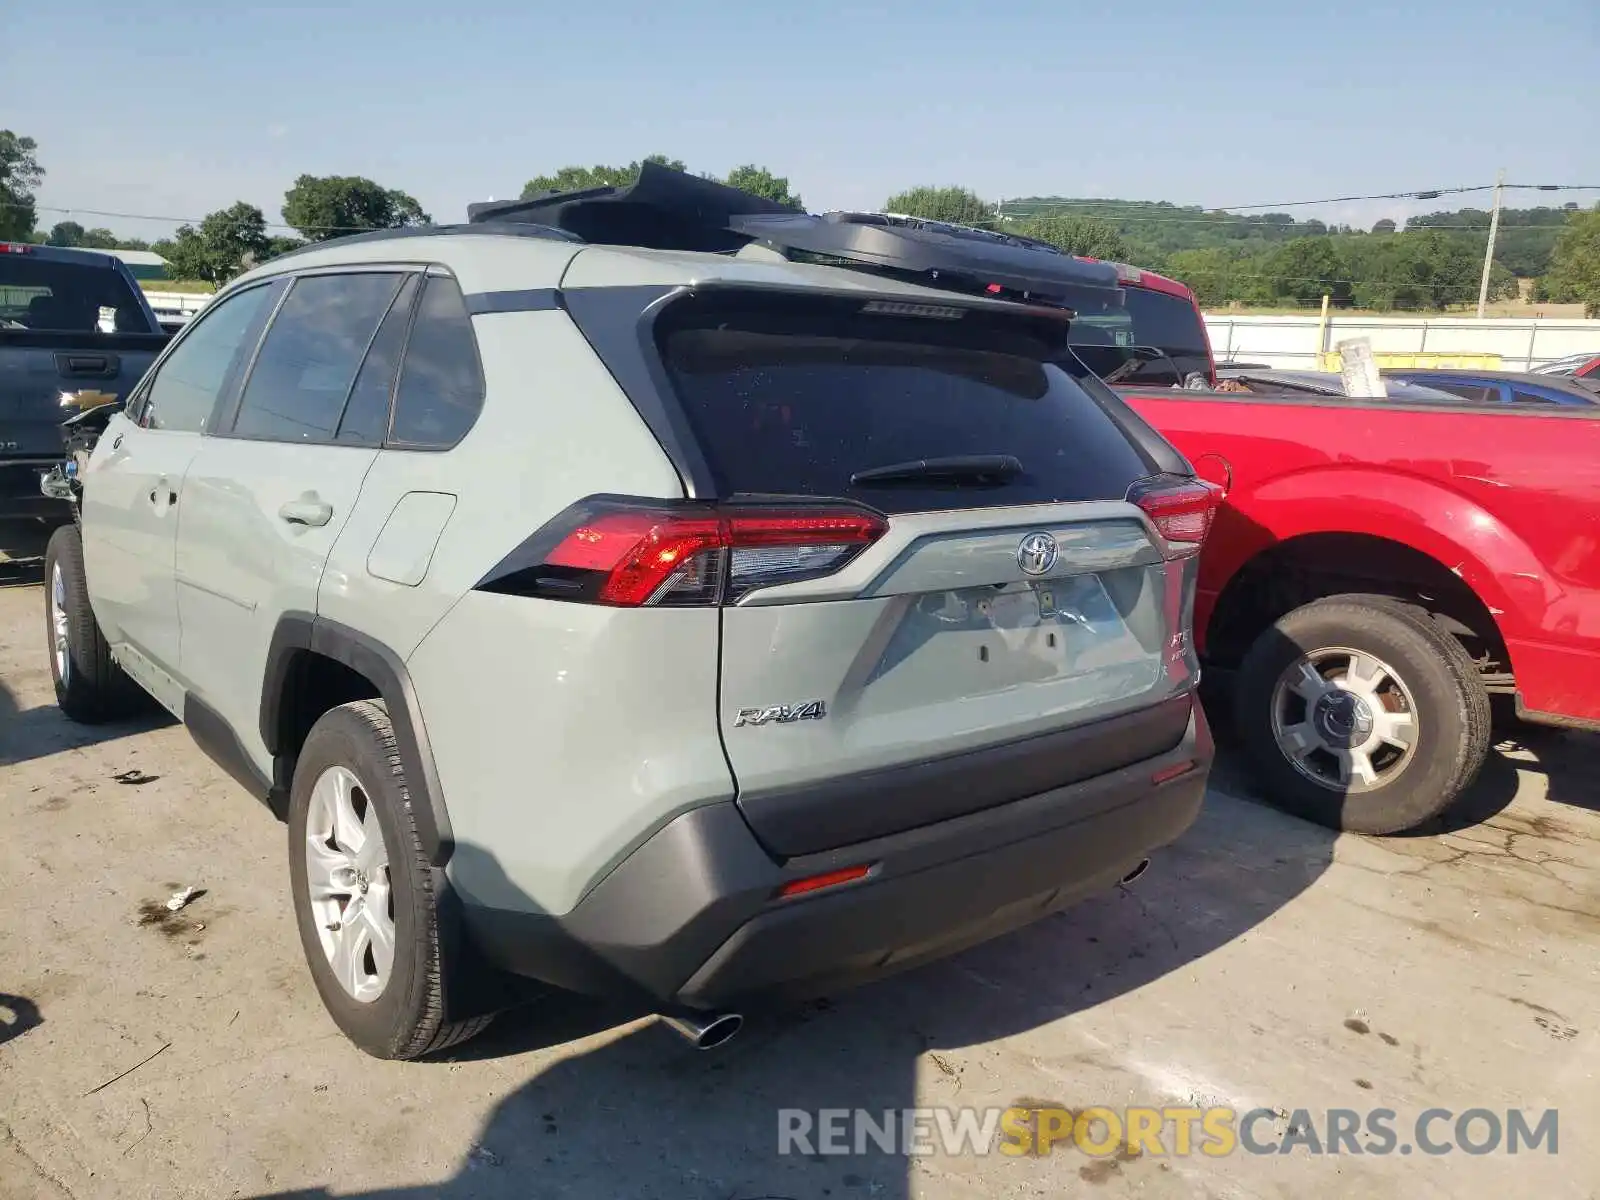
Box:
left=79, top=413, right=201, bottom=668
left=1126, top=391, right=1600, bottom=722
left=176, top=438, right=380, bottom=771
left=323, top=305, right=711, bottom=916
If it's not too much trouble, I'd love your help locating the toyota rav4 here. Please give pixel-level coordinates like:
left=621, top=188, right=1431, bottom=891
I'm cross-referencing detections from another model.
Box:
left=44, top=171, right=1216, bottom=1058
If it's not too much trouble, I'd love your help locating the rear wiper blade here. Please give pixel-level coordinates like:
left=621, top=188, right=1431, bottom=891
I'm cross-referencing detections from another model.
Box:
left=850, top=454, right=1023, bottom=485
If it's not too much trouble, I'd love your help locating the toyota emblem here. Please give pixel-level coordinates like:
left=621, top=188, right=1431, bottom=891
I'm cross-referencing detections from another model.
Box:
left=1016, top=531, right=1058, bottom=576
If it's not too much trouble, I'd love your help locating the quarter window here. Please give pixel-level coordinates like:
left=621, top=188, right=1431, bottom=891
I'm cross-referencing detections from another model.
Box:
left=389, top=275, right=485, bottom=448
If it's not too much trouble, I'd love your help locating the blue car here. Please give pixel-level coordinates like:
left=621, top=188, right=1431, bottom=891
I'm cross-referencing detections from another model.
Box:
left=1380, top=369, right=1599, bottom=407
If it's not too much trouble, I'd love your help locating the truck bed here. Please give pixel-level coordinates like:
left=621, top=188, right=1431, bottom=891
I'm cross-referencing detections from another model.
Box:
left=1121, top=387, right=1600, bottom=725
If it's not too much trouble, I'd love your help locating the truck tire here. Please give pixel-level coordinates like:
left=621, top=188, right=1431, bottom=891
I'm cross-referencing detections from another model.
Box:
left=1233, top=595, right=1491, bottom=835
left=287, top=700, right=493, bottom=1060
left=44, top=524, right=140, bottom=724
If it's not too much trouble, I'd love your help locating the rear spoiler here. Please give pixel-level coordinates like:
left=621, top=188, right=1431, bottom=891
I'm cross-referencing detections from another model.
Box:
left=468, top=162, right=1125, bottom=304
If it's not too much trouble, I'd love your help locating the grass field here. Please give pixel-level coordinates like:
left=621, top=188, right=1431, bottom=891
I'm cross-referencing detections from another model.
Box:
left=139, top=279, right=214, bottom=294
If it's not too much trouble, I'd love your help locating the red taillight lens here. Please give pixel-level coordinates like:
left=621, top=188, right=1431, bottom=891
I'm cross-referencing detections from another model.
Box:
left=1127, top=476, right=1222, bottom=556
left=0, top=242, right=33, bottom=255
left=481, top=499, right=888, bottom=607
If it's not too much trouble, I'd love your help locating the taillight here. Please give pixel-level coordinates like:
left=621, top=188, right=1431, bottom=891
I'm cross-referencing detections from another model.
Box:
left=1127, top=475, right=1222, bottom=556
left=0, top=242, right=33, bottom=255
left=480, top=498, right=888, bottom=607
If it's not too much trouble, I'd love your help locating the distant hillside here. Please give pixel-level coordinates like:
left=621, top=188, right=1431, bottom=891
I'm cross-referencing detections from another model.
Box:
left=997, top=198, right=1580, bottom=278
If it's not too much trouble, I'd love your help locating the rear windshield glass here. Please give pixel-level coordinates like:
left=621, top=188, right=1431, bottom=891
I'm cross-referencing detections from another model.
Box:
left=653, top=291, right=1154, bottom=513
left=1062, top=286, right=1211, bottom=388
left=0, top=254, right=148, bottom=334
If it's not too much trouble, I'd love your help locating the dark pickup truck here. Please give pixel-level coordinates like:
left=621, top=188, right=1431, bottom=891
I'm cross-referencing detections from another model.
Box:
left=1, top=242, right=169, bottom=523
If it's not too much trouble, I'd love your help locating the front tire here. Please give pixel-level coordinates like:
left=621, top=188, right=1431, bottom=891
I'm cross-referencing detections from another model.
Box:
left=287, top=700, right=492, bottom=1059
left=44, top=524, right=139, bottom=724
left=1233, top=595, right=1491, bottom=835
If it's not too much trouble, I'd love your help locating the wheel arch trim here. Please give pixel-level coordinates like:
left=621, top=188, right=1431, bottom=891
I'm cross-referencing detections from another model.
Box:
left=262, top=612, right=455, bottom=865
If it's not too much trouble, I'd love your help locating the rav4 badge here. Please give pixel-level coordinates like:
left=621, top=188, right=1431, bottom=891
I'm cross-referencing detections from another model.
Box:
left=734, top=700, right=827, bottom=727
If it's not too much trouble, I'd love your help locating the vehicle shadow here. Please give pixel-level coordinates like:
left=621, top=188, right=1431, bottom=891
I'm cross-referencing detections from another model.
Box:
left=0, top=676, right=173, bottom=769
left=0, top=994, right=42, bottom=1048
left=241, top=786, right=1337, bottom=1199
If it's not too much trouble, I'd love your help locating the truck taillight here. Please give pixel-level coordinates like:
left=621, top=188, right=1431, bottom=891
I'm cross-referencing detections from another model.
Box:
left=478, top=498, right=888, bottom=607
left=1127, top=476, right=1222, bottom=557
left=0, top=242, right=33, bottom=255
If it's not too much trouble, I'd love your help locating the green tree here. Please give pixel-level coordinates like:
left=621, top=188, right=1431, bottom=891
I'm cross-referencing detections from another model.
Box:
left=521, top=155, right=687, bottom=199
left=282, top=175, right=431, bottom=243
left=79, top=228, right=121, bottom=249
left=1013, top=214, right=1128, bottom=260
left=0, top=131, right=43, bottom=242
left=263, top=235, right=305, bottom=261
left=1164, top=247, right=1251, bottom=308
left=721, top=164, right=802, bottom=209
left=47, top=220, right=86, bottom=247
left=156, top=202, right=271, bottom=285
left=1371, top=218, right=1397, bottom=235
left=1263, top=237, right=1351, bottom=305
left=1543, top=208, right=1600, bottom=317
left=883, top=186, right=994, bottom=227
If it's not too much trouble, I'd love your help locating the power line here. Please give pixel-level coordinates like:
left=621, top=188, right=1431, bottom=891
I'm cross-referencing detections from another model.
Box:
left=1005, top=182, right=1599, bottom=214
left=1, top=199, right=387, bottom=234
left=8, top=180, right=1597, bottom=235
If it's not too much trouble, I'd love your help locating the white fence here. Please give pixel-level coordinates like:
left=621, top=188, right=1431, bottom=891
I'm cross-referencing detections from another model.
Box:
left=143, top=290, right=210, bottom=328
left=1203, top=313, right=1600, bottom=372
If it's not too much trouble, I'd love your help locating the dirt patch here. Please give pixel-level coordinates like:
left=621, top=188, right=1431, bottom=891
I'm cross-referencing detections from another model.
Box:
left=136, top=891, right=209, bottom=938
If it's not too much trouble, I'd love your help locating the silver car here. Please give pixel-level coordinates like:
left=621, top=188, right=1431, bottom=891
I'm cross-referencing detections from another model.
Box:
left=45, top=203, right=1216, bottom=1059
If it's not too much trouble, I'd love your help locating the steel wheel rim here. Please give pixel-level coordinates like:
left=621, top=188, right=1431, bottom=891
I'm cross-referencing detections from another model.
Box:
left=49, top=564, right=70, bottom=684
left=1269, top=645, right=1419, bottom=794
left=304, top=765, right=395, bottom=1004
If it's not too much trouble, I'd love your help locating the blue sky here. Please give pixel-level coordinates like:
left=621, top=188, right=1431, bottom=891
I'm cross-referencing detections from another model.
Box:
left=5, top=0, right=1597, bottom=243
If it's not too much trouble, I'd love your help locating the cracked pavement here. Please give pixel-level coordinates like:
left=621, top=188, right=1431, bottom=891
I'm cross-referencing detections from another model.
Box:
left=2, top=539, right=1598, bottom=1199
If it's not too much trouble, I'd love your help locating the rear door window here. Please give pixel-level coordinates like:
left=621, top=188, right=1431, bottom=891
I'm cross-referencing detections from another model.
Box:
left=231, top=272, right=405, bottom=443
left=653, top=291, right=1153, bottom=513
left=337, top=274, right=421, bottom=445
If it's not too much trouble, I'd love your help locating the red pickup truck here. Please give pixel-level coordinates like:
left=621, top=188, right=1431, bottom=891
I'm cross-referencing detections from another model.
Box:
left=1074, top=264, right=1600, bottom=834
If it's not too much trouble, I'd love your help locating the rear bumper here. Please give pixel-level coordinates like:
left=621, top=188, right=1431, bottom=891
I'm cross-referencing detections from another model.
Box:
left=461, top=700, right=1212, bottom=1012
left=0, top=461, right=70, bottom=520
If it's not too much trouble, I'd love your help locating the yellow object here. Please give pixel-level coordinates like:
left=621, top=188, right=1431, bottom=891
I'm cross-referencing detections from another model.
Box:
left=1315, top=351, right=1503, bottom=371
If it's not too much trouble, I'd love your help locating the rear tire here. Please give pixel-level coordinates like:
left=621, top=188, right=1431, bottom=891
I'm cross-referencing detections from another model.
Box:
left=287, top=700, right=493, bottom=1059
left=1233, top=595, right=1491, bottom=835
left=44, top=524, right=140, bottom=724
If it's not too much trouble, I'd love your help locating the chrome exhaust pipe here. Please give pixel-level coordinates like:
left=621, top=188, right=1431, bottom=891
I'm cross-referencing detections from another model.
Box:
left=1120, top=858, right=1151, bottom=886
left=660, top=1010, right=744, bottom=1050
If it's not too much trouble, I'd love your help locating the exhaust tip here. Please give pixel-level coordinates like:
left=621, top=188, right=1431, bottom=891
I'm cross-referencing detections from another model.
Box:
left=1120, top=858, right=1151, bottom=886
left=661, top=1011, right=744, bottom=1050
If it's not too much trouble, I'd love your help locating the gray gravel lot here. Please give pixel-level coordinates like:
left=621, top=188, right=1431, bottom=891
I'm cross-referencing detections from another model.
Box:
left=1, top=533, right=1596, bottom=1200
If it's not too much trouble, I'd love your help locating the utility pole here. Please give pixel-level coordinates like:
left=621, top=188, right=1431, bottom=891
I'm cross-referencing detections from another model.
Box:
left=1476, top=169, right=1505, bottom=318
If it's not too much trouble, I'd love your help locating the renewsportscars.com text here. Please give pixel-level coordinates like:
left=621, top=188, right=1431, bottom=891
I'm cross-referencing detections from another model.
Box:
left=777, top=1106, right=1559, bottom=1158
